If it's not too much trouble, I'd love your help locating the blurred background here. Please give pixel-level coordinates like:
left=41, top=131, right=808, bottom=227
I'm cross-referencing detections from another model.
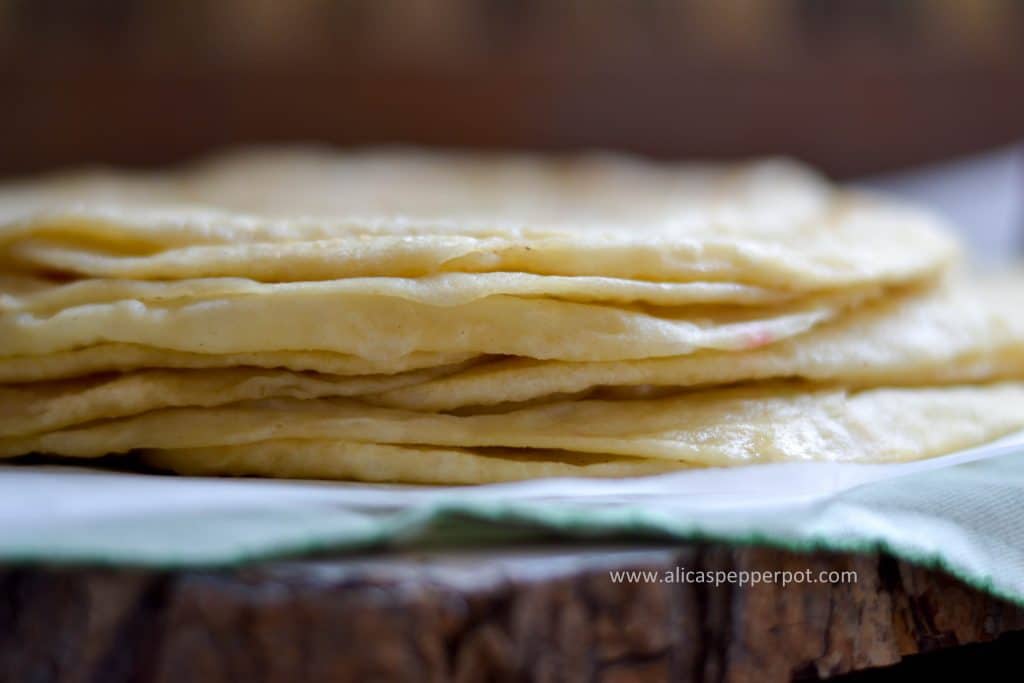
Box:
left=1, top=0, right=1023, bottom=180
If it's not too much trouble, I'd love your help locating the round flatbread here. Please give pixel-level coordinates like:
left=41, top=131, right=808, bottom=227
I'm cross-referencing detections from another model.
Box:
left=144, top=441, right=677, bottom=485
left=0, top=148, right=957, bottom=289
left=0, top=273, right=795, bottom=312
left=0, top=288, right=867, bottom=361
left=0, top=361, right=476, bottom=438
left=0, top=345, right=475, bottom=384
left=6, top=382, right=1023, bottom=468
left=372, top=274, right=1024, bottom=410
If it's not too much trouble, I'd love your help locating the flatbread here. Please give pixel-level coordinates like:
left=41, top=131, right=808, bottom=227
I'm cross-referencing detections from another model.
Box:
left=0, top=148, right=957, bottom=289
left=0, top=288, right=868, bottom=361
left=0, top=272, right=796, bottom=312
left=0, top=362, right=475, bottom=438
left=0, top=345, right=476, bottom=384
left=143, top=441, right=677, bottom=484
left=372, top=274, right=1024, bottom=410
left=0, top=148, right=988, bottom=484
left=18, top=275, right=1022, bottom=434
left=6, top=382, right=1023, bottom=467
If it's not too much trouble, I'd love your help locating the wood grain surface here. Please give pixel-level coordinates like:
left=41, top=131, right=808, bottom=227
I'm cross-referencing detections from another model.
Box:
left=2, top=0, right=1023, bottom=178
left=2, top=544, right=1023, bottom=682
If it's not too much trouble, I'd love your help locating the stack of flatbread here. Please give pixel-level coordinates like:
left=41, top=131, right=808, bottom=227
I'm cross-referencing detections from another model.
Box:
left=2, top=148, right=1023, bottom=483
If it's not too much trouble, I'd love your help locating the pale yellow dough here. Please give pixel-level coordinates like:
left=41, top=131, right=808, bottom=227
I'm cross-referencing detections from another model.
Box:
left=0, top=345, right=475, bottom=384
left=0, top=147, right=1001, bottom=485
left=0, top=362, right=475, bottom=438
left=143, top=441, right=678, bottom=484
left=0, top=288, right=868, bottom=361
left=10, top=276, right=1024, bottom=435
left=5, top=383, right=1023, bottom=468
left=0, top=272, right=796, bottom=312
left=0, top=148, right=957, bottom=289
left=372, top=274, right=1024, bottom=410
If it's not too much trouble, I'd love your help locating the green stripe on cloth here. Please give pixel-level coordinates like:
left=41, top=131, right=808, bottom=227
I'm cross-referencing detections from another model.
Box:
left=2, top=449, right=1024, bottom=605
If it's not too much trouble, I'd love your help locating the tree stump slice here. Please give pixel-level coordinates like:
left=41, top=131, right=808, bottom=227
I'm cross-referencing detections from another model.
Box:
left=2, top=544, right=1022, bottom=682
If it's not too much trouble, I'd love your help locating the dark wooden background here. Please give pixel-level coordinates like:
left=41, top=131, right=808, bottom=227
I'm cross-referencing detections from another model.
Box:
left=1, top=0, right=1023, bottom=179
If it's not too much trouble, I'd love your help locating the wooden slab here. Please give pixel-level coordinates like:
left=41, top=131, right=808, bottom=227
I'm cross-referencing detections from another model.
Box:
left=2, top=544, right=1023, bottom=682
